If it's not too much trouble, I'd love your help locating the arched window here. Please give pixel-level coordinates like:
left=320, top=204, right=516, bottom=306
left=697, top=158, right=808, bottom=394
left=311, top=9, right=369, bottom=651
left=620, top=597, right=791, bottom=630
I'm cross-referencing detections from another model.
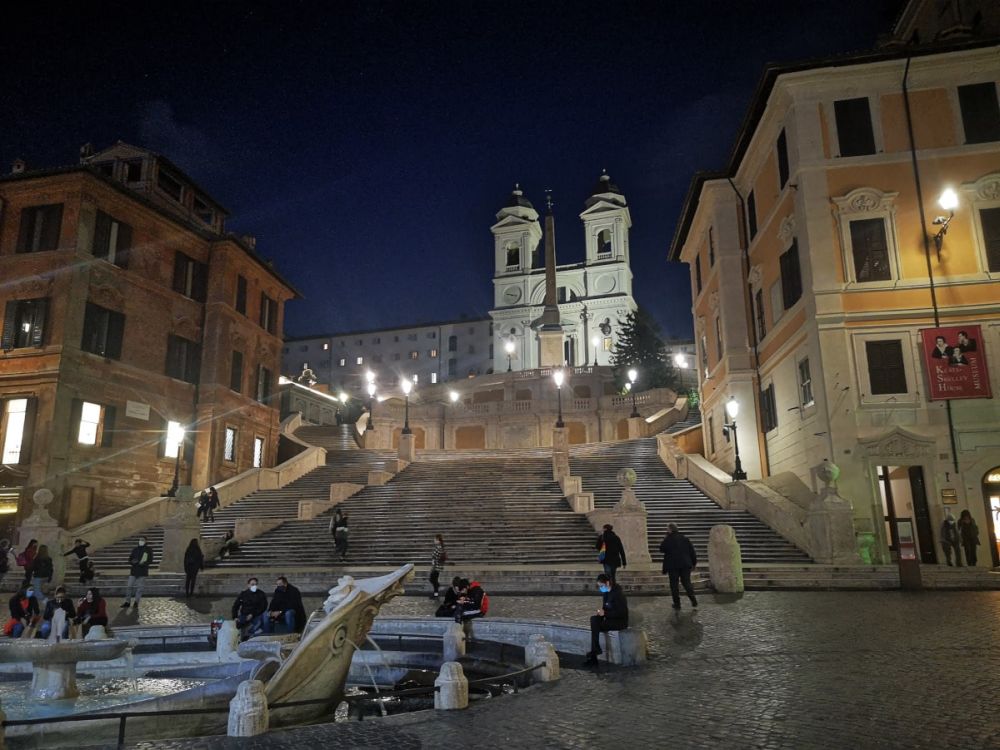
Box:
left=597, top=229, right=612, bottom=256
left=505, top=241, right=520, bottom=268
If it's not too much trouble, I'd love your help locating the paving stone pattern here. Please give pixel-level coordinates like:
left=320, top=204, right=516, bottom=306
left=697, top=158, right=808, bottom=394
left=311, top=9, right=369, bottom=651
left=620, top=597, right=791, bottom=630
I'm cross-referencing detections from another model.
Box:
left=87, top=591, right=1000, bottom=749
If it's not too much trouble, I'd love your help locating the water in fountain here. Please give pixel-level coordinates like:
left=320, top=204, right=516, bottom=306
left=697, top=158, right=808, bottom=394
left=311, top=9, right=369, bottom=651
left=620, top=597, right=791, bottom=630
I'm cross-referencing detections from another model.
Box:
left=345, top=637, right=388, bottom=717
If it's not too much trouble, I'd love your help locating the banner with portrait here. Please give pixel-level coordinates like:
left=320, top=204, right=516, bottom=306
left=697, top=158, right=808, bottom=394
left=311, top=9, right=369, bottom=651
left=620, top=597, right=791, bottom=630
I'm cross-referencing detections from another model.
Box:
left=920, top=325, right=992, bottom=401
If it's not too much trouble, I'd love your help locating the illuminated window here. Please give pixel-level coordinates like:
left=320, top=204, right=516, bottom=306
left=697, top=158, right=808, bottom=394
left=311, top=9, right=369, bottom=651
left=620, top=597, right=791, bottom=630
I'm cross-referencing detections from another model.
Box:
left=224, top=427, right=237, bottom=462
left=429, top=349, right=438, bottom=358
left=603, top=337, right=612, bottom=351
left=356, top=356, right=364, bottom=365
left=322, top=343, right=330, bottom=351
left=253, top=437, right=264, bottom=468
left=339, top=358, right=346, bottom=367
left=164, top=420, right=183, bottom=458
left=431, top=373, right=438, bottom=384
left=1, top=399, right=27, bottom=464
left=410, top=351, right=418, bottom=359
left=78, top=402, right=102, bottom=445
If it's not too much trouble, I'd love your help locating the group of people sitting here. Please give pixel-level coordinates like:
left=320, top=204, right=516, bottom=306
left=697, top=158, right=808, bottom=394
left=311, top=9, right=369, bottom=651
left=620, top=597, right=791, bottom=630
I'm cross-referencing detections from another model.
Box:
left=433, top=577, right=489, bottom=622
left=4, top=585, right=109, bottom=639
left=230, top=576, right=307, bottom=640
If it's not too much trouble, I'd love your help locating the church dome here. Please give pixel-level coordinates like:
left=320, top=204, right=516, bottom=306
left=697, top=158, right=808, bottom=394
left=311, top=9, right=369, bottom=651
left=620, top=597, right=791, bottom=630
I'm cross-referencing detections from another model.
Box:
left=505, top=184, right=534, bottom=210
left=590, top=170, right=622, bottom=197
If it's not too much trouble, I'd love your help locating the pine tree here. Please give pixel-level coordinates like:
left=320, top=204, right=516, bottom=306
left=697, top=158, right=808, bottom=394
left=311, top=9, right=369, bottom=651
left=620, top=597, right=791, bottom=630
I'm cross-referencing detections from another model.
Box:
left=610, top=308, right=677, bottom=392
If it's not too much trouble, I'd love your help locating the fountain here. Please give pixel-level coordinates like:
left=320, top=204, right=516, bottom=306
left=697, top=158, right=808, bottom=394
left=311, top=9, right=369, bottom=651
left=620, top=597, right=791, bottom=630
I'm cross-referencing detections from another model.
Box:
left=0, top=610, right=134, bottom=700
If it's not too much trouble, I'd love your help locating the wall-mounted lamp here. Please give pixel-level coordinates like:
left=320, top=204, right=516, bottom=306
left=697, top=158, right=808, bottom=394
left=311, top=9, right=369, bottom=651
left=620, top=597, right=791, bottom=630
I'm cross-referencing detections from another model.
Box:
left=932, top=187, right=959, bottom=258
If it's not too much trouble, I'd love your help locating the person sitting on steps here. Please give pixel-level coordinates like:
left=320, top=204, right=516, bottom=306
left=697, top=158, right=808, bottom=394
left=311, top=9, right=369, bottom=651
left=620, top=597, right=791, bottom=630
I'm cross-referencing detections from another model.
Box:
left=231, top=577, right=268, bottom=640
left=219, top=530, right=240, bottom=560
left=435, top=577, right=464, bottom=618
left=263, top=576, right=306, bottom=634
left=585, top=573, right=629, bottom=666
left=74, top=587, right=109, bottom=638
left=454, top=578, right=488, bottom=623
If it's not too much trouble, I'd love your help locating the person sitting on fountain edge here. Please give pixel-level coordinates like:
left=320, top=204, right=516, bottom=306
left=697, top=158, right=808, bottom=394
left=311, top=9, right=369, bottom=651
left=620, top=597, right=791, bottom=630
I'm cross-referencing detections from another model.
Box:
left=263, top=576, right=306, bottom=634
left=4, top=585, right=40, bottom=638
left=585, top=573, right=629, bottom=666
left=74, top=587, right=109, bottom=638
left=435, top=576, right=464, bottom=618
left=40, top=586, right=76, bottom=640
left=232, top=577, right=268, bottom=640
left=454, top=578, right=489, bottom=623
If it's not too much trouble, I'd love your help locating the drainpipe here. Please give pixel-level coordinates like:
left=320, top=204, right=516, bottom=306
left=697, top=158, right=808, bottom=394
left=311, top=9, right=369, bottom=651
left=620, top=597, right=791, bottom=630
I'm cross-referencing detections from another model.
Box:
left=901, top=57, right=960, bottom=475
left=726, top=178, right=771, bottom=477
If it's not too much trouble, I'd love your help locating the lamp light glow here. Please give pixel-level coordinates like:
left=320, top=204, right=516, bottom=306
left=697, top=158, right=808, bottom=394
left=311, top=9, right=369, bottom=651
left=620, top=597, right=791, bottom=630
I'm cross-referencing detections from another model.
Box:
left=726, top=397, right=739, bottom=420
left=167, top=421, right=186, bottom=447
left=625, top=382, right=632, bottom=392
left=552, top=369, right=565, bottom=388
left=365, top=370, right=375, bottom=383
left=591, top=335, right=599, bottom=347
left=504, top=340, right=515, bottom=354
left=449, top=390, right=459, bottom=402
left=627, top=368, right=638, bottom=384
left=338, top=392, right=348, bottom=403
left=366, top=382, right=376, bottom=397
left=938, top=187, right=958, bottom=211
left=673, top=353, right=688, bottom=369
left=401, top=378, right=412, bottom=395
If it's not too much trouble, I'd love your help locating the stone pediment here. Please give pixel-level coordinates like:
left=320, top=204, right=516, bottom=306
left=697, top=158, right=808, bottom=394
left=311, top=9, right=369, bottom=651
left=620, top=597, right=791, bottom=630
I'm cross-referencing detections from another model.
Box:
left=490, top=215, right=537, bottom=232
left=856, top=426, right=937, bottom=460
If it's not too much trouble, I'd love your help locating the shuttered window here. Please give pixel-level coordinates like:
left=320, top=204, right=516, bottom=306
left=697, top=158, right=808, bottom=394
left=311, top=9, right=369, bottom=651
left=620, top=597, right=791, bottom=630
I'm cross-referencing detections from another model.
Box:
left=779, top=241, right=802, bottom=310
left=230, top=351, right=244, bottom=393
left=777, top=129, right=789, bottom=188
left=165, top=335, right=201, bottom=384
left=16, top=204, right=63, bottom=253
left=980, top=207, right=1000, bottom=273
left=865, top=340, right=907, bottom=395
left=172, top=252, right=208, bottom=302
left=259, top=293, right=276, bottom=334
left=760, top=384, right=778, bottom=432
left=747, top=190, right=758, bottom=240
left=755, top=288, right=767, bottom=340
left=71, top=399, right=117, bottom=448
left=1, top=298, right=47, bottom=350
left=235, top=275, right=248, bottom=315
left=849, top=218, right=892, bottom=282
left=958, top=82, right=1000, bottom=144
left=256, top=364, right=273, bottom=404
left=81, top=303, right=125, bottom=360
left=93, top=210, right=132, bottom=268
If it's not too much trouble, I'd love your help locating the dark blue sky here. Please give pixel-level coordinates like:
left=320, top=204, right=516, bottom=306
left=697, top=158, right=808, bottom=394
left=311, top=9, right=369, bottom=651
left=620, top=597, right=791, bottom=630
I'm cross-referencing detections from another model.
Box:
left=1, top=1, right=901, bottom=339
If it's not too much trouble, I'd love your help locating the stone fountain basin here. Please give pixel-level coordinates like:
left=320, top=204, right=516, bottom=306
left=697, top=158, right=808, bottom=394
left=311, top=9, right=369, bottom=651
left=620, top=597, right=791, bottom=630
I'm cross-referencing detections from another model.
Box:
left=0, top=639, right=131, bottom=664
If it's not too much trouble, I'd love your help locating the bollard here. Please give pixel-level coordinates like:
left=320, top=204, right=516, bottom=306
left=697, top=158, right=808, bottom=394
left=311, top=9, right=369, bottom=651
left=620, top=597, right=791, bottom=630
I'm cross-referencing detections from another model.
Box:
left=228, top=679, right=269, bottom=737
left=434, top=661, right=469, bottom=710
left=442, top=622, right=466, bottom=663
left=216, top=620, right=241, bottom=660
left=708, top=524, right=744, bottom=593
left=525, top=634, right=560, bottom=682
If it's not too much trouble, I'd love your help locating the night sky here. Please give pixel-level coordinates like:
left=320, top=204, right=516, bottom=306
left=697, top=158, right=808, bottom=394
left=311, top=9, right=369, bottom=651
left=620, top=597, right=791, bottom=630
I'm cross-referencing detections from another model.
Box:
left=2, top=1, right=901, bottom=340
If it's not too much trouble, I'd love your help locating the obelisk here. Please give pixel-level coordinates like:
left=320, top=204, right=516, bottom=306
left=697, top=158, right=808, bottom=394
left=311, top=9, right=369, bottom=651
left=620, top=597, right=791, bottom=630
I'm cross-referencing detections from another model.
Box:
left=537, top=191, right=564, bottom=367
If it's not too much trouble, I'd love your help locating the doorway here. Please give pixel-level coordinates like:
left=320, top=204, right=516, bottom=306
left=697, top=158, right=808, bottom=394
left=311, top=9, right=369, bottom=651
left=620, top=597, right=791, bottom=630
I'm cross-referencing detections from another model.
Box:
left=876, top=465, right=937, bottom=564
left=981, top=467, right=1000, bottom=568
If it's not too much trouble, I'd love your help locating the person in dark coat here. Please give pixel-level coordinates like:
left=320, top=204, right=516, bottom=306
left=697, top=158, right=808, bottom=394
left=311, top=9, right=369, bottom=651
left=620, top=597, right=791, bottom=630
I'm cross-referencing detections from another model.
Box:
left=596, top=524, right=627, bottom=584
left=28, top=545, right=54, bottom=607
left=585, top=573, right=629, bottom=665
left=17, top=540, right=37, bottom=585
left=122, top=536, right=154, bottom=611
left=231, top=577, right=268, bottom=639
left=435, top=576, right=463, bottom=618
left=73, top=587, right=109, bottom=638
left=183, top=539, right=204, bottom=598
left=206, top=487, right=220, bottom=522
left=660, top=523, right=698, bottom=610
left=940, top=511, right=962, bottom=567
left=330, top=509, right=349, bottom=562
left=40, top=586, right=76, bottom=639
left=263, top=576, right=306, bottom=633
left=453, top=578, right=488, bottom=623
left=957, top=510, right=980, bottom=566
left=64, top=539, right=94, bottom=584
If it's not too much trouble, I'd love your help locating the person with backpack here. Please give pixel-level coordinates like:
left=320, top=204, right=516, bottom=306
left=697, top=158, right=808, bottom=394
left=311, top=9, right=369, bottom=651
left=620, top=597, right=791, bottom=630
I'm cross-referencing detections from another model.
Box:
left=64, top=539, right=94, bottom=584
left=17, top=539, right=37, bottom=585
left=183, top=538, right=204, bottom=597
left=596, top=524, right=627, bottom=585
left=121, top=536, right=154, bottom=612
left=28, top=545, right=53, bottom=607
left=585, top=572, right=629, bottom=665
left=659, top=523, right=699, bottom=610
left=330, top=509, right=349, bottom=562
left=454, top=578, right=489, bottom=623
left=4, top=586, right=40, bottom=638
left=429, top=534, right=447, bottom=599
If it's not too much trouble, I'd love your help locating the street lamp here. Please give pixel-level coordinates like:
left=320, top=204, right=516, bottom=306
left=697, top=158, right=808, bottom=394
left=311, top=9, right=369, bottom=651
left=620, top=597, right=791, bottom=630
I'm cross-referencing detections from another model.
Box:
left=627, top=367, right=639, bottom=417
left=673, top=353, right=688, bottom=369
left=725, top=397, right=747, bottom=481
left=166, top=422, right=186, bottom=497
left=504, top=339, right=515, bottom=372
left=401, top=377, right=413, bottom=435
left=591, top=335, right=600, bottom=366
left=932, top=187, right=959, bottom=257
left=366, top=380, right=377, bottom=431
left=338, top=392, right=348, bottom=404
left=449, top=390, right=459, bottom=404
left=552, top=368, right=565, bottom=428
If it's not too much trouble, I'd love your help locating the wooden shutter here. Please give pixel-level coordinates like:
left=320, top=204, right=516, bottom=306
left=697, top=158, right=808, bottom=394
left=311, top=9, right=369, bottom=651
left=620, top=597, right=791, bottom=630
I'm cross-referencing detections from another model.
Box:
left=69, top=398, right=83, bottom=442
left=39, top=204, right=63, bottom=251
left=30, top=299, right=47, bottom=347
left=780, top=242, right=802, bottom=310
left=230, top=351, right=243, bottom=392
left=185, top=341, right=202, bottom=384
left=100, top=405, right=117, bottom=448
left=235, top=276, right=247, bottom=314
left=981, top=207, right=1000, bottom=273
left=18, top=397, right=38, bottom=465
left=259, top=292, right=267, bottom=329
left=192, top=261, right=208, bottom=303
left=16, top=208, right=36, bottom=253
left=93, top=211, right=112, bottom=259
left=115, top=222, right=132, bottom=269
left=106, top=311, right=125, bottom=360
left=172, top=253, right=187, bottom=294
left=1, top=301, right=17, bottom=350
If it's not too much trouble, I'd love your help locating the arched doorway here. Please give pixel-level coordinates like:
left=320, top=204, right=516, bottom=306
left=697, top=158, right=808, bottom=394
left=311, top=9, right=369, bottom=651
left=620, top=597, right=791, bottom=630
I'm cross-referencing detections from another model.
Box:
left=981, top=467, right=1000, bottom=567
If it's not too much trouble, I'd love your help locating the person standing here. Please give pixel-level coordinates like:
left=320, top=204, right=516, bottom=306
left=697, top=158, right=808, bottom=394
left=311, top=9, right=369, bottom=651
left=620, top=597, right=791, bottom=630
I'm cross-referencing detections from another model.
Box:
left=596, top=524, right=627, bottom=585
left=183, top=539, right=204, bottom=598
left=64, top=538, right=94, bottom=584
left=28, top=544, right=53, bottom=607
left=429, top=534, right=447, bottom=599
left=330, top=509, right=349, bottom=562
left=231, top=577, right=268, bottom=639
left=73, top=587, right=109, bottom=638
left=17, top=539, right=38, bottom=585
left=585, top=573, right=629, bottom=665
left=940, top=511, right=962, bottom=567
left=660, top=523, right=698, bottom=610
left=957, top=509, right=980, bottom=567
left=122, top=536, right=154, bottom=611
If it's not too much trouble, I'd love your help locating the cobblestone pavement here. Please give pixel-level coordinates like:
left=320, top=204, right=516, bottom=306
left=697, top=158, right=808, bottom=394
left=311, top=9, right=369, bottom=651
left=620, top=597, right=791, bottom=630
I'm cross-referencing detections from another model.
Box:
left=85, top=591, right=1000, bottom=749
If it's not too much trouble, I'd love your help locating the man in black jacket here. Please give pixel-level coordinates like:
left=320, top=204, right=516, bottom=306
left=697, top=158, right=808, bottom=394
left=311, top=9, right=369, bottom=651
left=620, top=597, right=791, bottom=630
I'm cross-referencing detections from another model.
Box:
left=263, top=576, right=306, bottom=634
left=586, top=573, right=629, bottom=665
left=435, top=576, right=463, bottom=618
left=40, top=586, right=76, bottom=639
left=660, top=523, right=698, bottom=610
left=122, top=536, right=154, bottom=612
left=232, top=577, right=268, bottom=639
left=596, top=524, right=627, bottom=585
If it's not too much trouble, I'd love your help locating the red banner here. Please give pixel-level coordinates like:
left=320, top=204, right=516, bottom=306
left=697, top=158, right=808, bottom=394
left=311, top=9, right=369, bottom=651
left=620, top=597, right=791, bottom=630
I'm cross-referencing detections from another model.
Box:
left=920, top=325, right=992, bottom=400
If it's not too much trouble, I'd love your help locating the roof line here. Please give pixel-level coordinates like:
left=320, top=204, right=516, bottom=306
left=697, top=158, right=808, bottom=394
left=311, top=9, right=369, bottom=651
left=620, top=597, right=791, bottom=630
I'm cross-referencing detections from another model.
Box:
left=286, top=315, right=494, bottom=342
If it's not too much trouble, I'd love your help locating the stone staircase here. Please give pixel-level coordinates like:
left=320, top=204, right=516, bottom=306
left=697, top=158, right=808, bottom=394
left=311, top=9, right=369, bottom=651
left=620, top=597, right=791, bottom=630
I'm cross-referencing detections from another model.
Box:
left=293, top=423, right=360, bottom=451
left=569, top=438, right=811, bottom=564
left=666, top=405, right=701, bottom=433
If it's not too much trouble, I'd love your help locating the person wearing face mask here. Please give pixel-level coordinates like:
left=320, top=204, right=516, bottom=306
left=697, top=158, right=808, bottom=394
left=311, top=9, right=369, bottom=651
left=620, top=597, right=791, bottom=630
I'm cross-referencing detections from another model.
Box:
left=4, top=586, right=40, bottom=638
left=263, top=576, right=305, bottom=634
left=74, top=587, right=108, bottom=638
left=122, top=536, right=155, bottom=611
left=40, top=586, right=76, bottom=640
left=585, top=573, right=629, bottom=665
left=232, top=577, right=269, bottom=640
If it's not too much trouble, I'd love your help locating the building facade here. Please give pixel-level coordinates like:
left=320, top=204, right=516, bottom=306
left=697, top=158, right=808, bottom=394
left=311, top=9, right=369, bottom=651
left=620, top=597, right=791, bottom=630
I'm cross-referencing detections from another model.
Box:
left=670, top=21, right=1000, bottom=566
left=0, top=142, right=297, bottom=529
left=489, top=175, right=637, bottom=372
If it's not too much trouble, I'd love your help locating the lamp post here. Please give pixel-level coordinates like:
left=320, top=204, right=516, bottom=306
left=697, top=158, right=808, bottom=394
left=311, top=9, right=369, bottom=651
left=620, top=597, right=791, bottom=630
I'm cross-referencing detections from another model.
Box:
left=449, top=389, right=459, bottom=404
left=166, top=422, right=186, bottom=497
left=932, top=187, right=959, bottom=257
left=505, top=339, right=515, bottom=372
left=591, top=335, right=599, bottom=366
left=627, top=367, right=639, bottom=417
left=725, top=397, right=747, bottom=481
left=401, top=378, right=412, bottom=435
left=552, top=368, right=565, bottom=428
left=366, top=381, right=377, bottom=431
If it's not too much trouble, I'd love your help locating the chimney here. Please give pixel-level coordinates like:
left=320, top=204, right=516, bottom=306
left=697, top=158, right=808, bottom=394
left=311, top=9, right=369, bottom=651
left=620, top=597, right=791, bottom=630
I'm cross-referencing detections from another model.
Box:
left=79, top=142, right=94, bottom=162
left=11, top=159, right=26, bottom=174
left=240, top=234, right=257, bottom=250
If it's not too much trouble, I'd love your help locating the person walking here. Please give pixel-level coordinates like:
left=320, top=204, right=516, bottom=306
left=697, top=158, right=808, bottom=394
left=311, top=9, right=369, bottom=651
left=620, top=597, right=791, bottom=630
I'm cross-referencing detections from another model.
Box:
left=957, top=509, right=980, bottom=567
left=940, top=510, right=962, bottom=567
left=122, top=536, right=154, bottom=611
left=429, top=534, right=447, bottom=599
left=73, top=587, right=109, bottom=638
left=183, top=539, right=204, bottom=598
left=206, top=487, right=220, bottom=522
left=660, top=523, right=698, bottom=610
left=585, top=573, right=629, bottom=665
left=330, top=509, right=349, bottom=562
left=596, top=524, right=627, bottom=585
left=64, top=538, right=95, bottom=584
left=17, top=539, right=37, bottom=585
left=28, top=544, right=53, bottom=607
